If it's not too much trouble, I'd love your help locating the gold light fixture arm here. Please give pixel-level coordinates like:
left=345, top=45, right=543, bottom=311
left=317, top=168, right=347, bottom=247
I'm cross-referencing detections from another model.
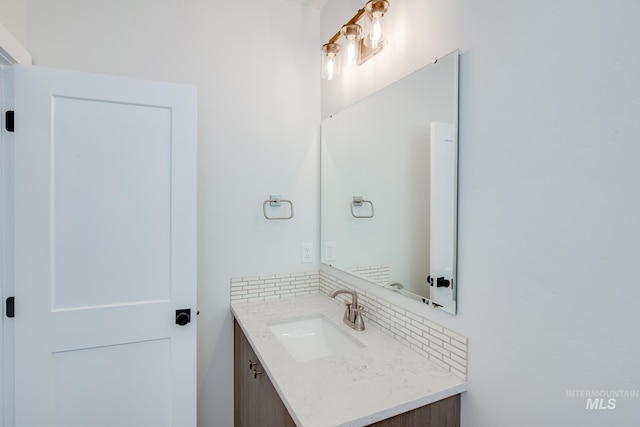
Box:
left=327, top=8, right=366, bottom=45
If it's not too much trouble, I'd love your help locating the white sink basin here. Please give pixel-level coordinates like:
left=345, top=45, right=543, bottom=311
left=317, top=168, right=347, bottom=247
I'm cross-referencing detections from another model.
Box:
left=268, top=314, right=365, bottom=362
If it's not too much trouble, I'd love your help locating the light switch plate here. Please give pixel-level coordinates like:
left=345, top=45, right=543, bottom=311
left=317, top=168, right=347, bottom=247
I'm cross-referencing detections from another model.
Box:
left=324, top=242, right=336, bottom=262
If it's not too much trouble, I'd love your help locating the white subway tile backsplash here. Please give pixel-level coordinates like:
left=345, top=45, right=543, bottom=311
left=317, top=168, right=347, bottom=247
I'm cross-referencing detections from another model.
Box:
left=408, top=331, right=431, bottom=348
left=421, top=332, right=444, bottom=348
left=451, top=339, right=467, bottom=353
left=405, top=311, right=423, bottom=323
left=444, top=342, right=467, bottom=359
left=347, top=264, right=390, bottom=285
left=230, top=271, right=321, bottom=303
left=423, top=346, right=445, bottom=361
left=422, top=318, right=445, bottom=333
left=231, top=269, right=468, bottom=381
left=443, top=356, right=466, bottom=374
left=404, top=322, right=423, bottom=336
left=429, top=329, right=451, bottom=344
left=410, top=343, right=426, bottom=358
left=428, top=341, right=450, bottom=356
left=319, top=270, right=468, bottom=381
left=444, top=328, right=468, bottom=344
left=394, top=311, right=412, bottom=325
left=449, top=352, right=467, bottom=367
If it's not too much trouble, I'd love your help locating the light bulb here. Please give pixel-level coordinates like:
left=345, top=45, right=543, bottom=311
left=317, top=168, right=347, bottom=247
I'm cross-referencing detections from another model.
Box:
left=347, top=43, right=356, bottom=63
left=341, top=24, right=362, bottom=67
left=326, top=55, right=336, bottom=80
left=368, top=16, right=383, bottom=49
left=363, top=0, right=389, bottom=49
left=321, top=43, right=341, bottom=80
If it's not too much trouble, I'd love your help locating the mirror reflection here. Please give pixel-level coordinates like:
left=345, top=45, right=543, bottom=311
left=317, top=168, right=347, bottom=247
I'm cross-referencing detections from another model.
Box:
left=321, top=50, right=459, bottom=314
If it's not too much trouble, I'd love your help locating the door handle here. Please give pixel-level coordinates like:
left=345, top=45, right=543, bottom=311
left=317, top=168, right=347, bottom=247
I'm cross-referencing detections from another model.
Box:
left=175, top=309, right=191, bottom=326
left=436, top=277, right=450, bottom=288
left=6, top=297, right=15, bottom=318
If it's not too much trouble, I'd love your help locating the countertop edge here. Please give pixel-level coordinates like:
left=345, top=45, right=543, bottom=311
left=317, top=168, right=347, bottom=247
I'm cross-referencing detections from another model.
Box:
left=344, top=384, right=467, bottom=426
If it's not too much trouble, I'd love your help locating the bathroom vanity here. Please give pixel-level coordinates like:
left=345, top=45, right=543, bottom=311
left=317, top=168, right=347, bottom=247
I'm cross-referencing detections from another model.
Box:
left=234, top=320, right=296, bottom=426
left=232, top=294, right=466, bottom=426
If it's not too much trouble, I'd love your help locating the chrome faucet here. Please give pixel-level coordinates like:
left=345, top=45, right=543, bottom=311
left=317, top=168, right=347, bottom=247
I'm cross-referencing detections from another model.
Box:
left=329, top=289, right=365, bottom=331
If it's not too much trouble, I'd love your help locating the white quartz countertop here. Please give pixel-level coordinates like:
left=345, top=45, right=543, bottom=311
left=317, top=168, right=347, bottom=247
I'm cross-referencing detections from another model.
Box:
left=231, top=294, right=467, bottom=427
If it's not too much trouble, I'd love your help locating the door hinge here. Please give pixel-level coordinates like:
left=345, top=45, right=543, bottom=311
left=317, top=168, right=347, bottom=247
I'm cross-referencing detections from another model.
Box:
left=6, top=297, right=15, bottom=318
left=5, top=111, right=15, bottom=132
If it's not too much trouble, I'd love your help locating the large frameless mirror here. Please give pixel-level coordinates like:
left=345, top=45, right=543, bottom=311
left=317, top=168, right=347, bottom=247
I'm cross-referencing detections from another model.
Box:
left=321, top=49, right=459, bottom=314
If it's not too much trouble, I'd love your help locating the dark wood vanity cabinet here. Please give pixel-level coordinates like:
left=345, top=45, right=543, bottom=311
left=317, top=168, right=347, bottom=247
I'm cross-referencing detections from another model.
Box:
left=234, top=320, right=296, bottom=427
left=234, top=319, right=460, bottom=427
left=368, top=394, right=460, bottom=427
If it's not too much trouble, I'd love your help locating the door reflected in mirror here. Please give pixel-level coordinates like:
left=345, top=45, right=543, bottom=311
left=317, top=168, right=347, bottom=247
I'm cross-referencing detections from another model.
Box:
left=321, top=50, right=459, bottom=314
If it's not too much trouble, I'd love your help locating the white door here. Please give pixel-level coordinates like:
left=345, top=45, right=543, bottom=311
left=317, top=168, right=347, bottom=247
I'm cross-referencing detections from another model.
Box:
left=11, top=65, right=197, bottom=427
left=429, top=121, right=455, bottom=310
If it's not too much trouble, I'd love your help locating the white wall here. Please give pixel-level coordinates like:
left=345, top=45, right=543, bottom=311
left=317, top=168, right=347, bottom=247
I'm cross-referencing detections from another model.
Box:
left=1, top=1, right=320, bottom=426
left=0, top=0, right=26, bottom=45
left=322, top=0, right=640, bottom=426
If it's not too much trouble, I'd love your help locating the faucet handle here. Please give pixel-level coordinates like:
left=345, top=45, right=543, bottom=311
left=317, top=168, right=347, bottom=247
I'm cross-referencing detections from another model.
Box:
left=343, top=303, right=352, bottom=322
left=353, top=305, right=365, bottom=331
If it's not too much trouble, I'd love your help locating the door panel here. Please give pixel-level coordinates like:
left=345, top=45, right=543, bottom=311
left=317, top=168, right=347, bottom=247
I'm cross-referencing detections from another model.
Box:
left=52, top=96, right=172, bottom=309
left=12, top=65, right=197, bottom=427
left=52, top=339, right=171, bottom=427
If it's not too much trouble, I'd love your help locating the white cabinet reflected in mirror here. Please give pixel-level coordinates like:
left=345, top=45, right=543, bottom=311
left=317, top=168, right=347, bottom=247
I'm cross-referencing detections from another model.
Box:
left=321, top=50, right=459, bottom=314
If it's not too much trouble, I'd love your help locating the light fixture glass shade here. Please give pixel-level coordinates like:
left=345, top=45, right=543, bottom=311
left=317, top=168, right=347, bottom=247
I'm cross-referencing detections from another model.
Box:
left=363, top=0, right=389, bottom=49
left=340, top=24, right=362, bottom=68
left=321, top=43, right=341, bottom=80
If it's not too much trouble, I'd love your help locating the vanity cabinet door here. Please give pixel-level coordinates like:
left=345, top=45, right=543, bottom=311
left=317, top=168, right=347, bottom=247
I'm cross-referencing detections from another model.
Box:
left=234, top=320, right=296, bottom=427
left=368, top=394, right=460, bottom=427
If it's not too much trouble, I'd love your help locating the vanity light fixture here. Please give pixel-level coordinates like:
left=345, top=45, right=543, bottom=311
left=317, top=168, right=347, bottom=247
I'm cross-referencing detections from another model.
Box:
left=321, top=43, right=341, bottom=80
left=321, top=0, right=390, bottom=80
left=341, top=24, right=362, bottom=67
